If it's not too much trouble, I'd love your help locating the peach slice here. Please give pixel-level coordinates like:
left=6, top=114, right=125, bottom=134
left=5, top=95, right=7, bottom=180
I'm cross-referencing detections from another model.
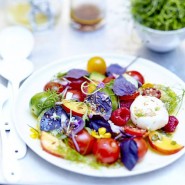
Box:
left=40, top=131, right=66, bottom=157
left=148, top=131, right=184, bottom=155
left=61, top=100, right=88, bottom=117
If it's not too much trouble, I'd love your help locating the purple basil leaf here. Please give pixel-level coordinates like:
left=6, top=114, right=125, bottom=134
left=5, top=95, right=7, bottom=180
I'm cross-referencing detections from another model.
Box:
left=87, top=115, right=113, bottom=133
left=65, top=69, right=89, bottom=79
left=113, top=76, right=137, bottom=96
left=120, top=139, right=138, bottom=170
left=107, top=64, right=126, bottom=75
left=85, top=91, right=112, bottom=120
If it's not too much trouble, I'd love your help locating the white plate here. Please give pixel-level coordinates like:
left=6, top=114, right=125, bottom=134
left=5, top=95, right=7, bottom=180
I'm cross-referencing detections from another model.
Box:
left=13, top=54, right=185, bottom=177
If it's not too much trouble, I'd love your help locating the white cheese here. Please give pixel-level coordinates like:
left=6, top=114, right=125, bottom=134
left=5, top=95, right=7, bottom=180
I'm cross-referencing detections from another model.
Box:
left=130, top=95, right=169, bottom=131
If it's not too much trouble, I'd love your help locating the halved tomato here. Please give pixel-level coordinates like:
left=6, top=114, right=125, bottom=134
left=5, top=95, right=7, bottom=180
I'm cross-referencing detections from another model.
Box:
left=126, top=70, right=145, bottom=85
left=124, top=125, right=149, bottom=137
left=119, top=91, right=140, bottom=101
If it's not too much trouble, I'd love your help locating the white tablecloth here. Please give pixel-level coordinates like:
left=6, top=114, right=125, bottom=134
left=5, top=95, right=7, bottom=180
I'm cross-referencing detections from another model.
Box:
left=1, top=0, right=185, bottom=184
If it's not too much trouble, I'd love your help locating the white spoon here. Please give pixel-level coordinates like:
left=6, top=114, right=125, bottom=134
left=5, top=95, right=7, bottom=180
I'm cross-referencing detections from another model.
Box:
left=0, top=84, right=21, bottom=183
left=0, top=26, right=35, bottom=159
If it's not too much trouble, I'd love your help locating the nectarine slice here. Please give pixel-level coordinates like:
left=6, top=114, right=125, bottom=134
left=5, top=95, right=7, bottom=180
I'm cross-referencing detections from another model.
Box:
left=62, top=100, right=88, bottom=117
left=40, top=131, right=66, bottom=157
left=148, top=131, right=184, bottom=155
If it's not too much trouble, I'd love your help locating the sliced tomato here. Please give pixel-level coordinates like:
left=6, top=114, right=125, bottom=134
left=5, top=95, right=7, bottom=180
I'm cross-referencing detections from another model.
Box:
left=67, top=77, right=87, bottom=90
left=44, top=81, right=64, bottom=94
left=65, top=89, right=86, bottom=102
left=124, top=125, right=149, bottom=137
left=119, top=91, right=140, bottom=101
left=126, top=71, right=145, bottom=85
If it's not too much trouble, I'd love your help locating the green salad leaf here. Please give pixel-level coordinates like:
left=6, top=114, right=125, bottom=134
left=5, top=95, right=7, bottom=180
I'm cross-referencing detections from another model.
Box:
left=131, top=0, right=185, bottom=31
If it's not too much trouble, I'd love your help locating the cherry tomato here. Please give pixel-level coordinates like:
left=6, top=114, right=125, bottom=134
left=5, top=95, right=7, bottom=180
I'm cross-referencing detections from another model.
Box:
left=44, top=82, right=64, bottom=94
left=68, top=129, right=95, bottom=155
left=65, top=89, right=86, bottom=102
left=124, top=125, right=149, bottom=137
left=162, top=116, right=179, bottom=132
left=134, top=137, right=148, bottom=162
left=126, top=71, right=145, bottom=85
left=102, top=76, right=115, bottom=83
left=119, top=91, right=140, bottom=101
left=110, top=107, right=130, bottom=126
left=93, top=138, right=120, bottom=164
left=142, top=88, right=161, bottom=99
left=87, top=56, right=107, bottom=74
left=120, top=100, right=134, bottom=109
left=67, top=77, right=87, bottom=90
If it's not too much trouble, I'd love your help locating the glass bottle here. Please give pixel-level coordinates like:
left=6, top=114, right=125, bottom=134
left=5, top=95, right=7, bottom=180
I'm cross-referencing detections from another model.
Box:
left=70, top=0, right=106, bottom=31
left=5, top=0, right=62, bottom=31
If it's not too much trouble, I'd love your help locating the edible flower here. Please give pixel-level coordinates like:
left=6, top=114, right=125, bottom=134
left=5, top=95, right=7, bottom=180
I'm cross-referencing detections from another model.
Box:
left=29, top=127, right=39, bottom=139
left=91, top=127, right=111, bottom=139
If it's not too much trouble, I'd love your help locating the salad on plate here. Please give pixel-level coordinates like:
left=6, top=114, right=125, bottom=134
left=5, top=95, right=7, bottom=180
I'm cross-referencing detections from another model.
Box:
left=29, top=56, right=184, bottom=171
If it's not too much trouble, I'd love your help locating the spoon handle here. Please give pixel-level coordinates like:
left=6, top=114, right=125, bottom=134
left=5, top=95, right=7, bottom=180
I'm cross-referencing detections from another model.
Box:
left=7, top=81, right=27, bottom=159
left=0, top=104, right=21, bottom=183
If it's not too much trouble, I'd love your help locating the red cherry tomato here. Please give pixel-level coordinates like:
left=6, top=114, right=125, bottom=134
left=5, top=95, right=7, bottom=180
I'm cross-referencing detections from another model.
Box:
left=119, top=91, right=140, bottom=101
left=162, top=116, right=179, bottom=132
left=65, top=89, right=86, bottom=102
left=110, top=107, right=130, bottom=126
left=44, top=82, right=64, bottom=94
left=126, top=71, right=145, bottom=85
left=67, top=77, right=87, bottom=90
left=134, top=137, right=148, bottom=162
left=124, top=125, right=149, bottom=137
left=142, top=88, right=161, bottom=99
left=68, top=129, right=95, bottom=155
left=93, top=138, right=120, bottom=164
left=102, top=76, right=115, bottom=83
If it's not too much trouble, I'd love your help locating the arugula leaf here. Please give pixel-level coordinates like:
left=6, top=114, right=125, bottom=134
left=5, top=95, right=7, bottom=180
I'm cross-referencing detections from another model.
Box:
left=131, top=0, right=185, bottom=31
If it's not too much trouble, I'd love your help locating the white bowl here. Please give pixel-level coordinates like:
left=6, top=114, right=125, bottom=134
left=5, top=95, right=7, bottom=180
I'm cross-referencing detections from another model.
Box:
left=135, top=22, right=185, bottom=52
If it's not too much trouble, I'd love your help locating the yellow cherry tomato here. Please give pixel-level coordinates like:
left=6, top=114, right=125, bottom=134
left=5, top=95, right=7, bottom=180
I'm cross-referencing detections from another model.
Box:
left=87, top=56, right=107, bottom=74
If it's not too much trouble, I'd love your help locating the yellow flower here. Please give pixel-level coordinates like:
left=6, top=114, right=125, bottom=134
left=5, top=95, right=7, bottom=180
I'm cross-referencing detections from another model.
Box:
left=91, top=127, right=111, bottom=139
left=30, top=127, right=39, bottom=139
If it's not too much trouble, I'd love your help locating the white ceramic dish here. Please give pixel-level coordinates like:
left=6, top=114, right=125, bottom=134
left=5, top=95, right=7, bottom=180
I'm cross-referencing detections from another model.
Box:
left=13, top=54, right=185, bottom=177
left=135, top=22, right=185, bottom=52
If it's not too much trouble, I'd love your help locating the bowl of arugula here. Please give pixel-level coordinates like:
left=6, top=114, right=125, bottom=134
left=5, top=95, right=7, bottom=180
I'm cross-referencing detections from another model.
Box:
left=131, top=0, right=185, bottom=52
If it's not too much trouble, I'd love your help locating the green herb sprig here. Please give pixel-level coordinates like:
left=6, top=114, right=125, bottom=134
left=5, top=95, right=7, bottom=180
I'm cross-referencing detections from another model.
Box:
left=131, top=0, right=185, bottom=31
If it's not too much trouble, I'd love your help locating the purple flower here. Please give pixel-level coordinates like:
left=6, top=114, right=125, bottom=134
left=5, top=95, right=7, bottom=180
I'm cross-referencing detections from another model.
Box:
left=85, top=91, right=112, bottom=120
left=97, top=82, right=105, bottom=89
left=87, top=115, right=112, bottom=133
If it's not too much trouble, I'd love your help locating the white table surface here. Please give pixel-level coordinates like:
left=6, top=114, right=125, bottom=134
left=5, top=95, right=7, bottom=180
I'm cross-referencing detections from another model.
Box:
left=1, top=0, right=185, bottom=184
